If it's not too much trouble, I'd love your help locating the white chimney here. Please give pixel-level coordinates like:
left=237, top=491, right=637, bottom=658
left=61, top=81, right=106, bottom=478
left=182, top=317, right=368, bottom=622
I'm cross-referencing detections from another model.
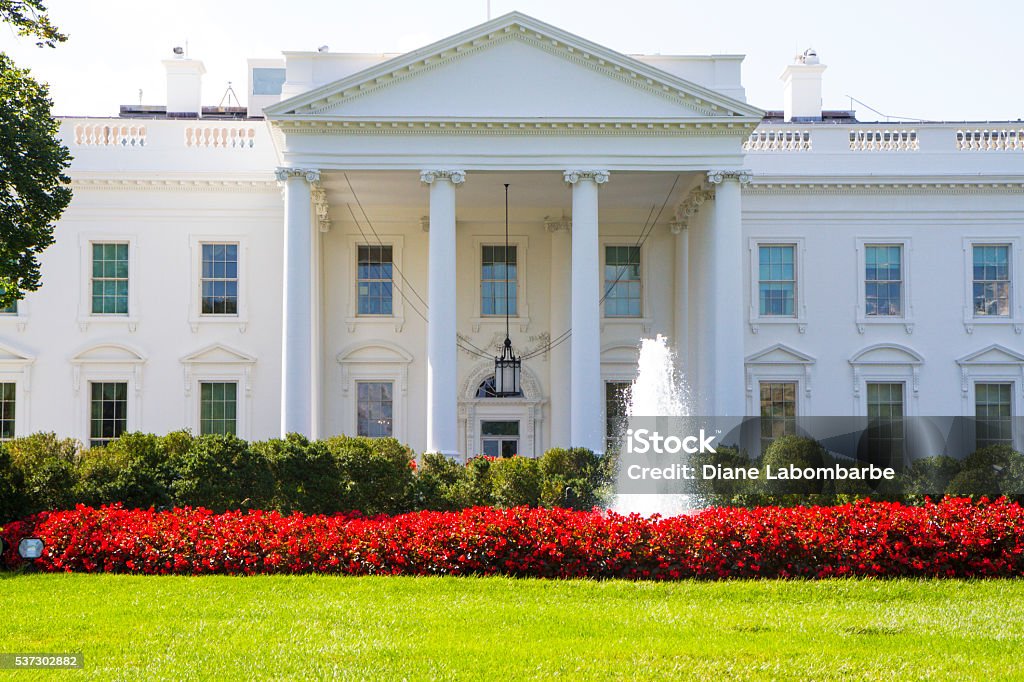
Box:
left=163, top=50, right=206, bottom=118
left=780, top=48, right=825, bottom=122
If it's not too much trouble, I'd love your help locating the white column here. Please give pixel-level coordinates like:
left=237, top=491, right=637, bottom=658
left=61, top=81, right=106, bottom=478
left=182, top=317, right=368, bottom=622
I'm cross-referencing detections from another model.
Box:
left=276, top=167, right=319, bottom=436
left=546, top=217, right=572, bottom=449
left=564, top=170, right=608, bottom=453
left=421, top=169, right=465, bottom=456
left=707, top=170, right=750, bottom=416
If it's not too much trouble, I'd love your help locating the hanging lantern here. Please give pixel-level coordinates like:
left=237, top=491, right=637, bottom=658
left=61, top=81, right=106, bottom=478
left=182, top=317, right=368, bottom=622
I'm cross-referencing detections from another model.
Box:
left=493, top=183, right=522, bottom=397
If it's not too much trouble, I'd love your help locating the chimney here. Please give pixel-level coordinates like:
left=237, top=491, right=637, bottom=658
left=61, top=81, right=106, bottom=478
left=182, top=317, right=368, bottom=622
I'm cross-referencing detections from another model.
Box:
left=163, top=48, right=206, bottom=118
left=780, top=48, right=825, bottom=122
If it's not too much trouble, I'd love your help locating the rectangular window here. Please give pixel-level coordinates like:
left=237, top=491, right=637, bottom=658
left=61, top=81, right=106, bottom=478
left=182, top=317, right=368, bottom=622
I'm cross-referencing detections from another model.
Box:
left=200, top=382, right=237, bottom=436
left=481, top=420, right=519, bottom=458
left=0, top=382, right=15, bottom=440
left=90, top=382, right=127, bottom=448
left=357, top=245, right=393, bottom=315
left=758, top=245, right=796, bottom=316
left=481, top=245, right=517, bottom=316
left=973, top=245, right=1011, bottom=316
left=865, top=245, right=903, bottom=316
left=0, top=288, right=16, bottom=314
left=866, top=382, right=905, bottom=470
left=759, top=382, right=797, bottom=452
left=91, top=243, right=129, bottom=315
left=357, top=381, right=393, bottom=438
left=201, top=243, right=239, bottom=315
left=975, top=383, right=1013, bottom=449
left=605, top=381, right=631, bottom=452
left=604, top=246, right=641, bottom=317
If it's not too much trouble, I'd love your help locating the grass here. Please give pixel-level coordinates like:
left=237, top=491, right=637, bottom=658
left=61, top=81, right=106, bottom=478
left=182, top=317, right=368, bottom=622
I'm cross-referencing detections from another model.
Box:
left=1, top=575, right=1023, bottom=680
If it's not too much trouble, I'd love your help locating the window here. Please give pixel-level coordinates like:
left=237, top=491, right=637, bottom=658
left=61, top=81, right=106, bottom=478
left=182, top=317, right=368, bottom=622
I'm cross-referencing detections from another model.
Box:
left=865, top=245, right=903, bottom=316
left=758, top=245, right=796, bottom=316
left=760, top=382, right=797, bottom=452
left=200, top=382, right=237, bottom=436
left=252, top=67, right=286, bottom=95
left=0, top=382, right=14, bottom=440
left=476, top=375, right=522, bottom=398
left=605, top=381, right=631, bottom=452
left=357, top=245, right=393, bottom=315
left=973, top=245, right=1011, bottom=316
left=865, top=382, right=905, bottom=470
left=357, top=381, right=393, bottom=438
left=201, top=244, right=238, bottom=315
left=604, top=246, right=641, bottom=317
left=91, top=243, right=129, bottom=315
left=481, top=420, right=519, bottom=457
left=975, top=383, right=1013, bottom=449
left=0, top=288, right=15, bottom=314
left=90, top=382, right=127, bottom=447
left=481, top=245, right=517, bottom=316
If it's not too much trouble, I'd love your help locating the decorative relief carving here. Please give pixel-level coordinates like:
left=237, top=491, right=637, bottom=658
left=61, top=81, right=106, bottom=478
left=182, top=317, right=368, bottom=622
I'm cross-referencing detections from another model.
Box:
left=419, top=169, right=466, bottom=185
left=563, top=170, right=609, bottom=185
left=274, top=167, right=321, bottom=184
left=706, top=169, right=753, bottom=185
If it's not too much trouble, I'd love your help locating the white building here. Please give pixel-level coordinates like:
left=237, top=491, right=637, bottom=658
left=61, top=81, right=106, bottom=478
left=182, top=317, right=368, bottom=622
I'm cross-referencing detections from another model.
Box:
left=1, top=12, right=1022, bottom=459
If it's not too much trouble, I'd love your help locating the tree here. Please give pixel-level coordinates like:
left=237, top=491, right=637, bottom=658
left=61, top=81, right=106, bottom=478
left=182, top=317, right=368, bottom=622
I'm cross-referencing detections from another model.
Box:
left=0, top=0, right=71, bottom=309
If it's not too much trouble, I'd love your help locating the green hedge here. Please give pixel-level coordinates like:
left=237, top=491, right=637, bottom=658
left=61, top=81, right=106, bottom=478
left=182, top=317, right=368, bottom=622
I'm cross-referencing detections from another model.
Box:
left=0, top=433, right=613, bottom=522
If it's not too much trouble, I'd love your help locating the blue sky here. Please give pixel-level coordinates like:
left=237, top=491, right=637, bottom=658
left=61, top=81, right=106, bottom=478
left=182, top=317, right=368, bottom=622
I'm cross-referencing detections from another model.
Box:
left=2, top=0, right=1021, bottom=121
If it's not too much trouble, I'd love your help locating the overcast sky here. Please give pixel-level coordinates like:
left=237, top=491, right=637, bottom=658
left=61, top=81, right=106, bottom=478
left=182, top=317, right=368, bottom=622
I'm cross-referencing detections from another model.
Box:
left=2, top=0, right=1021, bottom=122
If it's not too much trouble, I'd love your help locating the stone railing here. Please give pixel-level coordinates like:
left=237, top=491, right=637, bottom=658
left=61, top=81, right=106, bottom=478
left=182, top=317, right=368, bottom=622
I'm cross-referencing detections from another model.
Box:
left=73, top=123, right=147, bottom=147
left=848, top=129, right=918, bottom=151
left=743, top=129, right=812, bottom=151
left=956, top=129, right=1024, bottom=151
left=184, top=126, right=257, bottom=149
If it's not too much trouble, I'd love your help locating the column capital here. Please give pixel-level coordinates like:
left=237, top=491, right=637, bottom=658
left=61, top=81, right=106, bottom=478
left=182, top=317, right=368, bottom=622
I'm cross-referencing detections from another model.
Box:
left=706, top=169, right=752, bottom=185
left=420, top=169, right=466, bottom=185
left=275, top=167, right=321, bottom=184
left=563, top=170, right=610, bottom=185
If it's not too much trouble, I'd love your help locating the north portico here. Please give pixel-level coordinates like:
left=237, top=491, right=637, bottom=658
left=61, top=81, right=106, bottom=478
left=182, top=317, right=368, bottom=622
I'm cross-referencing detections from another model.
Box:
left=264, top=11, right=762, bottom=456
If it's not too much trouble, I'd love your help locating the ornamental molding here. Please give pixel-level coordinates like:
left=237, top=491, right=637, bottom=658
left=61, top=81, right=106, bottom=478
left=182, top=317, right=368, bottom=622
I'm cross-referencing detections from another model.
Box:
left=706, top=169, right=753, bottom=185
left=265, top=13, right=764, bottom=120
left=671, top=187, right=714, bottom=232
left=70, top=178, right=277, bottom=192
left=745, top=179, right=1024, bottom=196
left=420, top=169, right=466, bottom=185
left=544, top=215, right=571, bottom=233
left=563, top=170, right=609, bottom=185
left=272, top=119, right=760, bottom=137
left=311, top=184, right=331, bottom=232
left=274, top=167, right=321, bottom=184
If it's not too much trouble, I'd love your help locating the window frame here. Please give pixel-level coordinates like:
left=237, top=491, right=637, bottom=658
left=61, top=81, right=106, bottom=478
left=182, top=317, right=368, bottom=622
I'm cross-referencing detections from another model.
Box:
left=345, top=235, right=405, bottom=332
left=603, top=244, right=643, bottom=319
left=604, top=380, right=632, bottom=453
left=181, top=344, right=255, bottom=440
left=79, top=235, right=139, bottom=332
left=863, top=380, right=907, bottom=470
left=599, top=237, right=651, bottom=332
left=856, top=238, right=914, bottom=334
left=189, top=236, right=249, bottom=333
left=470, top=235, right=530, bottom=333
left=748, top=237, right=807, bottom=333
left=758, top=380, right=799, bottom=454
left=962, top=237, right=1024, bottom=333
left=198, top=380, right=240, bottom=436
left=355, top=380, right=395, bottom=439
left=88, top=380, right=129, bottom=448
left=336, top=341, right=411, bottom=443
left=480, top=419, right=520, bottom=458
left=973, top=381, right=1015, bottom=450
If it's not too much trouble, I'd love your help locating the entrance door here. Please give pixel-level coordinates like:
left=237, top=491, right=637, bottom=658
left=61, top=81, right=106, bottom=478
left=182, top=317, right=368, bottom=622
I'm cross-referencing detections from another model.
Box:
left=481, top=420, right=519, bottom=457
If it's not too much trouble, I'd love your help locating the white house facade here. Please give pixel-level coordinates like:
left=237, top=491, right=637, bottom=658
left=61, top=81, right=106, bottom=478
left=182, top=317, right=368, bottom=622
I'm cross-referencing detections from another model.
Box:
left=2, top=12, right=1022, bottom=459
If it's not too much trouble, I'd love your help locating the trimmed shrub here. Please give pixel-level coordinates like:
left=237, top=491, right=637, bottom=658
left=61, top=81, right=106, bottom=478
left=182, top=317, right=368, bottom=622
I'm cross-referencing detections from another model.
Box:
left=324, top=436, right=416, bottom=516
left=490, top=456, right=542, bottom=507
left=0, top=445, right=26, bottom=523
left=171, top=434, right=274, bottom=512
left=460, top=455, right=496, bottom=507
left=413, top=452, right=470, bottom=511
left=255, top=434, right=341, bottom=514
left=759, top=435, right=828, bottom=498
left=538, top=447, right=605, bottom=509
left=75, top=432, right=176, bottom=510
left=902, top=455, right=962, bottom=498
left=4, top=433, right=79, bottom=515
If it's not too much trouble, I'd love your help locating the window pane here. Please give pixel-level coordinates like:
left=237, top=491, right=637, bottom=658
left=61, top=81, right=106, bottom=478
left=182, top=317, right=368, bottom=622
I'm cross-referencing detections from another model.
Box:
left=481, top=245, right=518, bottom=317
left=200, top=242, right=239, bottom=316
left=0, top=382, right=15, bottom=439
left=604, top=245, right=641, bottom=317
left=975, top=383, right=1014, bottom=449
left=91, top=242, right=129, bottom=315
left=356, top=381, right=393, bottom=437
left=357, top=245, right=394, bottom=316
left=758, top=245, right=796, bottom=317
left=200, top=382, right=237, bottom=435
left=865, top=382, right=905, bottom=471
left=760, top=382, right=797, bottom=452
left=89, top=382, right=127, bottom=447
left=972, top=245, right=1011, bottom=317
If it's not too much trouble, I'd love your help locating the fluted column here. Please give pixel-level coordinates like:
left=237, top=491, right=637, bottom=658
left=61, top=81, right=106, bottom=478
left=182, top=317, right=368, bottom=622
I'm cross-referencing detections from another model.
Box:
left=421, top=169, right=465, bottom=456
left=706, top=170, right=751, bottom=416
left=276, top=167, right=319, bottom=436
left=564, top=170, right=608, bottom=453
left=546, top=217, right=572, bottom=449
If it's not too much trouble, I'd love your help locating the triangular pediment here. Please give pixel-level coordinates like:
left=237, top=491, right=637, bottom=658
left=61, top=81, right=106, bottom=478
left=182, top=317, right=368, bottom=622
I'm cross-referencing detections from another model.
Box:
left=746, top=344, right=815, bottom=365
left=957, top=344, right=1024, bottom=366
left=180, top=343, right=256, bottom=365
left=266, top=12, right=763, bottom=122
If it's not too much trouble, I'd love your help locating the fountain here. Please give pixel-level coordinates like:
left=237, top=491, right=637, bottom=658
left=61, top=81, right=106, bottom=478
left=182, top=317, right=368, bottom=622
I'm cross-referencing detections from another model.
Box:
left=611, top=334, right=701, bottom=517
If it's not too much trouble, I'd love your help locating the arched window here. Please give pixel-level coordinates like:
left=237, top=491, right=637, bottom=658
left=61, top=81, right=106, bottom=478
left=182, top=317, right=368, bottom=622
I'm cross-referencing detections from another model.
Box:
left=476, top=375, right=522, bottom=398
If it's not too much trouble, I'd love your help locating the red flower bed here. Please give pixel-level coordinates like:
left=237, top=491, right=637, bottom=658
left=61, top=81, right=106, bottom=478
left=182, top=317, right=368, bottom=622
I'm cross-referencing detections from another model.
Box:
left=3, top=499, right=1024, bottom=579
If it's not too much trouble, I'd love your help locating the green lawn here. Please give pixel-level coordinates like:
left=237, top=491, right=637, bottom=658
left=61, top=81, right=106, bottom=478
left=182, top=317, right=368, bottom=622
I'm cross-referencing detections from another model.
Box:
left=1, top=575, right=1023, bottom=680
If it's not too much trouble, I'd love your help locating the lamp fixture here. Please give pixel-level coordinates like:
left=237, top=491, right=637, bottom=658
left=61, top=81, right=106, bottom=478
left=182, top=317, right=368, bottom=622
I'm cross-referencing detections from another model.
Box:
left=493, top=183, right=522, bottom=397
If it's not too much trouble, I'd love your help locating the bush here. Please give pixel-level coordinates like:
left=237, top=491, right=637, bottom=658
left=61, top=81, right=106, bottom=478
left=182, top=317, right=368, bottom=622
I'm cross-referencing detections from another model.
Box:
left=944, top=445, right=1024, bottom=500
left=490, top=456, right=542, bottom=507
left=254, top=434, right=341, bottom=515
left=413, top=452, right=470, bottom=511
left=0, top=445, right=26, bottom=523
left=759, top=436, right=827, bottom=499
left=75, top=432, right=177, bottom=510
left=538, top=447, right=606, bottom=509
left=691, top=445, right=754, bottom=505
left=902, top=455, right=962, bottom=498
left=171, top=434, right=274, bottom=512
left=324, top=436, right=415, bottom=516
left=4, top=433, right=79, bottom=515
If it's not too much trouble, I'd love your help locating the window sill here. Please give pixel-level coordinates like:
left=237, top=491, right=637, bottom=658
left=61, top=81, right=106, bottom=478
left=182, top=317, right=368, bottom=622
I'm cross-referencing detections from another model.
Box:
left=77, top=316, right=139, bottom=332
left=856, top=316, right=915, bottom=335
left=189, top=315, right=248, bottom=333
left=963, top=316, right=1024, bottom=335
left=471, top=316, right=531, bottom=333
left=749, top=317, right=807, bottom=334
left=345, top=315, right=405, bottom=333
left=601, top=317, right=653, bottom=333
